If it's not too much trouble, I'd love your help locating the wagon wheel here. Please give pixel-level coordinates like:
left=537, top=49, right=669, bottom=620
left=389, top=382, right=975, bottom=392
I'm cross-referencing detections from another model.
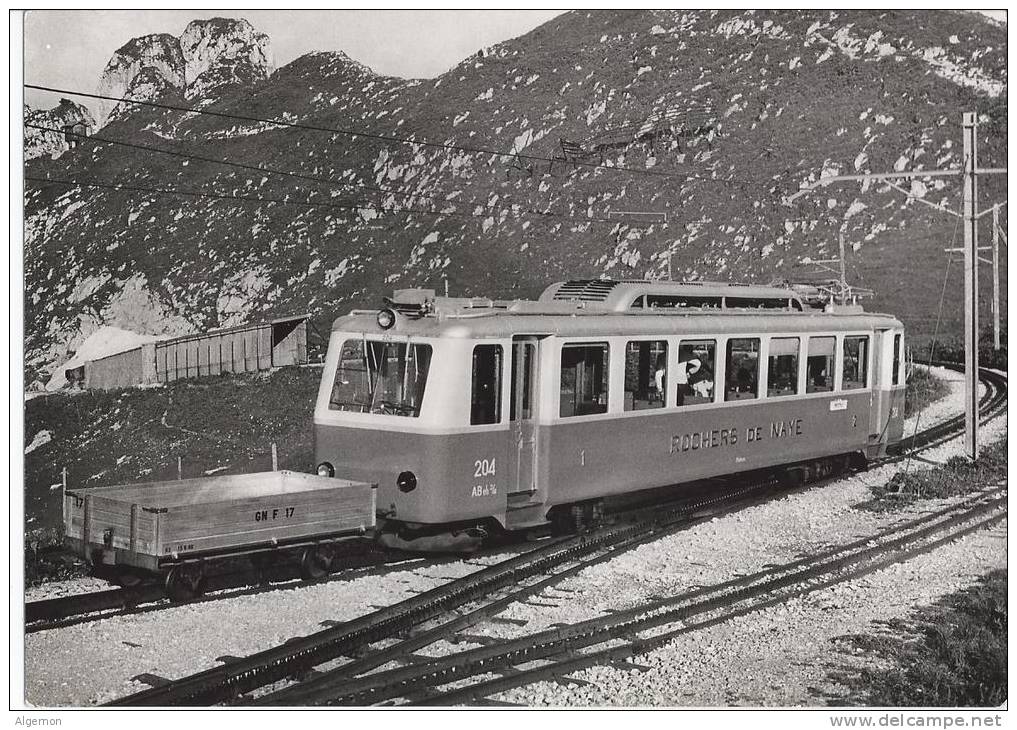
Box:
left=164, top=565, right=206, bottom=602
left=299, top=546, right=332, bottom=581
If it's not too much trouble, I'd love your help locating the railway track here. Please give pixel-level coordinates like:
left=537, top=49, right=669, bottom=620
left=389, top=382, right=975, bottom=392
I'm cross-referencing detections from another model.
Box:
left=886, top=363, right=1007, bottom=456
left=246, top=477, right=795, bottom=705
left=107, top=474, right=794, bottom=706
left=30, top=363, right=1005, bottom=706
left=28, top=364, right=1004, bottom=632
left=24, top=545, right=460, bottom=633
left=425, top=488, right=1007, bottom=706
left=258, top=486, right=1006, bottom=706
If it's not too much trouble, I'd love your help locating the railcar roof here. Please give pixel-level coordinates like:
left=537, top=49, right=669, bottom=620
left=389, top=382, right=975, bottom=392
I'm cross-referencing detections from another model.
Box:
left=331, top=308, right=902, bottom=339
left=330, top=280, right=901, bottom=338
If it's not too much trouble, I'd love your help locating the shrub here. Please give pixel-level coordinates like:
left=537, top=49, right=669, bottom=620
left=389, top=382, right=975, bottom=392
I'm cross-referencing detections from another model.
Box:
left=862, top=437, right=1006, bottom=511
left=904, top=367, right=950, bottom=419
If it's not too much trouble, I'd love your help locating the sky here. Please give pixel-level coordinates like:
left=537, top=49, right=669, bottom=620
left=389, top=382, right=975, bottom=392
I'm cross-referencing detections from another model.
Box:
left=23, top=10, right=565, bottom=115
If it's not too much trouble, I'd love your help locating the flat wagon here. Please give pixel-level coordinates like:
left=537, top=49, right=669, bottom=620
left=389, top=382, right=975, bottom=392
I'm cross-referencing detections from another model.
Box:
left=64, top=471, right=375, bottom=599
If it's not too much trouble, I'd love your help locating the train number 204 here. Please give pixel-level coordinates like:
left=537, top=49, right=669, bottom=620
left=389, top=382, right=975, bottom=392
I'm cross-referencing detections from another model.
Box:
left=473, top=458, right=496, bottom=477
left=472, top=457, right=497, bottom=497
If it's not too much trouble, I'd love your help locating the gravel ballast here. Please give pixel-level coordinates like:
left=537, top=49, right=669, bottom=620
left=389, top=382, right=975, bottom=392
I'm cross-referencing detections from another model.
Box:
left=23, top=366, right=1006, bottom=706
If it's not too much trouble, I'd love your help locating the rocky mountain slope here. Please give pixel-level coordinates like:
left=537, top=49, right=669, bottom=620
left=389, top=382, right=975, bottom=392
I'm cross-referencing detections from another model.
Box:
left=23, top=10, right=1007, bottom=386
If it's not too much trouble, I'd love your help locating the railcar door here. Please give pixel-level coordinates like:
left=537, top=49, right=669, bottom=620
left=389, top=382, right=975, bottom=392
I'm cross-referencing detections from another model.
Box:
left=869, top=329, right=891, bottom=439
left=508, top=336, right=540, bottom=494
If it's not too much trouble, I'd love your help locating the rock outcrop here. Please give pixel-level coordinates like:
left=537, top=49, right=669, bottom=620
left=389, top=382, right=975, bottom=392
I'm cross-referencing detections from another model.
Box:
left=180, top=18, right=273, bottom=100
left=94, top=34, right=185, bottom=126
left=24, top=98, right=96, bottom=160
left=93, top=18, right=273, bottom=127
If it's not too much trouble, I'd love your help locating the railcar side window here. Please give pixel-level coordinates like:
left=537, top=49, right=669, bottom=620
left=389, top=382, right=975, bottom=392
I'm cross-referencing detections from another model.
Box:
left=806, top=337, right=835, bottom=393
left=892, top=334, right=902, bottom=386
left=677, top=340, right=716, bottom=406
left=330, top=339, right=432, bottom=417
left=624, top=340, right=667, bottom=411
left=767, top=337, right=800, bottom=397
left=560, top=343, right=609, bottom=417
left=510, top=342, right=536, bottom=421
left=725, top=338, right=760, bottom=401
left=471, top=344, right=503, bottom=425
left=842, top=336, right=869, bottom=390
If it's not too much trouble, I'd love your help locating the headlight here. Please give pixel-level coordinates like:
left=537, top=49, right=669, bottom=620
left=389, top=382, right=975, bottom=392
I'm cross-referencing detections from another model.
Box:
left=377, top=308, right=396, bottom=329
left=316, top=462, right=335, bottom=478
left=397, top=471, right=417, bottom=493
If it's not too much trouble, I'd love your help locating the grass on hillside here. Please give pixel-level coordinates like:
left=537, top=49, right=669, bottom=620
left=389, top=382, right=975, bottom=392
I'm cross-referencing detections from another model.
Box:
left=861, top=436, right=1007, bottom=512
left=24, top=367, right=321, bottom=528
left=829, top=570, right=1007, bottom=707
left=904, top=366, right=950, bottom=420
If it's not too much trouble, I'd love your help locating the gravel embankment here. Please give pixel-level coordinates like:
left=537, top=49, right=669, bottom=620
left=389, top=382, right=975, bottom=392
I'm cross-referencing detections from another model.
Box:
left=494, top=520, right=1006, bottom=707
left=23, top=366, right=1006, bottom=706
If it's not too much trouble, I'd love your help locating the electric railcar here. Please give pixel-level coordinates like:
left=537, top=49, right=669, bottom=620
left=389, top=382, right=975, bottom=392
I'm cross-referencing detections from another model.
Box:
left=313, top=279, right=906, bottom=550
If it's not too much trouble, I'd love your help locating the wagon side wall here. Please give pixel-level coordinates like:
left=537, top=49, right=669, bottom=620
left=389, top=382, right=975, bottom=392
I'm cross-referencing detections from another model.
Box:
left=63, top=493, right=160, bottom=557
left=156, top=484, right=375, bottom=557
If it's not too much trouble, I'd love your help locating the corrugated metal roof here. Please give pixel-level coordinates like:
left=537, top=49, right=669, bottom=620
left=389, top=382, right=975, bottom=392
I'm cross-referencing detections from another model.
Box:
left=154, top=314, right=309, bottom=347
left=538, top=279, right=805, bottom=311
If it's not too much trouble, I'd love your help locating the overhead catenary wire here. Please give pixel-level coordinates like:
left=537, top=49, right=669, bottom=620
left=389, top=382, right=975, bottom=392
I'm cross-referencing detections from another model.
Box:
left=24, top=122, right=619, bottom=226
left=27, top=83, right=695, bottom=182
left=27, top=121, right=445, bottom=204
left=31, top=85, right=924, bottom=197
left=23, top=174, right=625, bottom=226
left=27, top=88, right=988, bottom=236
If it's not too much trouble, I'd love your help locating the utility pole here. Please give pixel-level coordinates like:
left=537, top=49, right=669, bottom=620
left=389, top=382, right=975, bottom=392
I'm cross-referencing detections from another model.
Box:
left=838, top=232, right=847, bottom=304
left=785, top=112, right=1007, bottom=464
left=961, top=112, right=979, bottom=462
left=991, top=203, right=1001, bottom=351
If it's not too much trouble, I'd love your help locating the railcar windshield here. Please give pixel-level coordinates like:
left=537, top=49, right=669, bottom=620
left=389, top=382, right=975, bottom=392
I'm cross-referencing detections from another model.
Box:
left=329, top=339, right=432, bottom=417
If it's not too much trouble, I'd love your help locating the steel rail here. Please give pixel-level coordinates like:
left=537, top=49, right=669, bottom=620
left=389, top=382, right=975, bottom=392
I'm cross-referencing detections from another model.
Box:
left=261, top=488, right=1006, bottom=706
left=25, top=586, right=155, bottom=627
left=25, top=546, right=449, bottom=633
left=413, top=491, right=1007, bottom=706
